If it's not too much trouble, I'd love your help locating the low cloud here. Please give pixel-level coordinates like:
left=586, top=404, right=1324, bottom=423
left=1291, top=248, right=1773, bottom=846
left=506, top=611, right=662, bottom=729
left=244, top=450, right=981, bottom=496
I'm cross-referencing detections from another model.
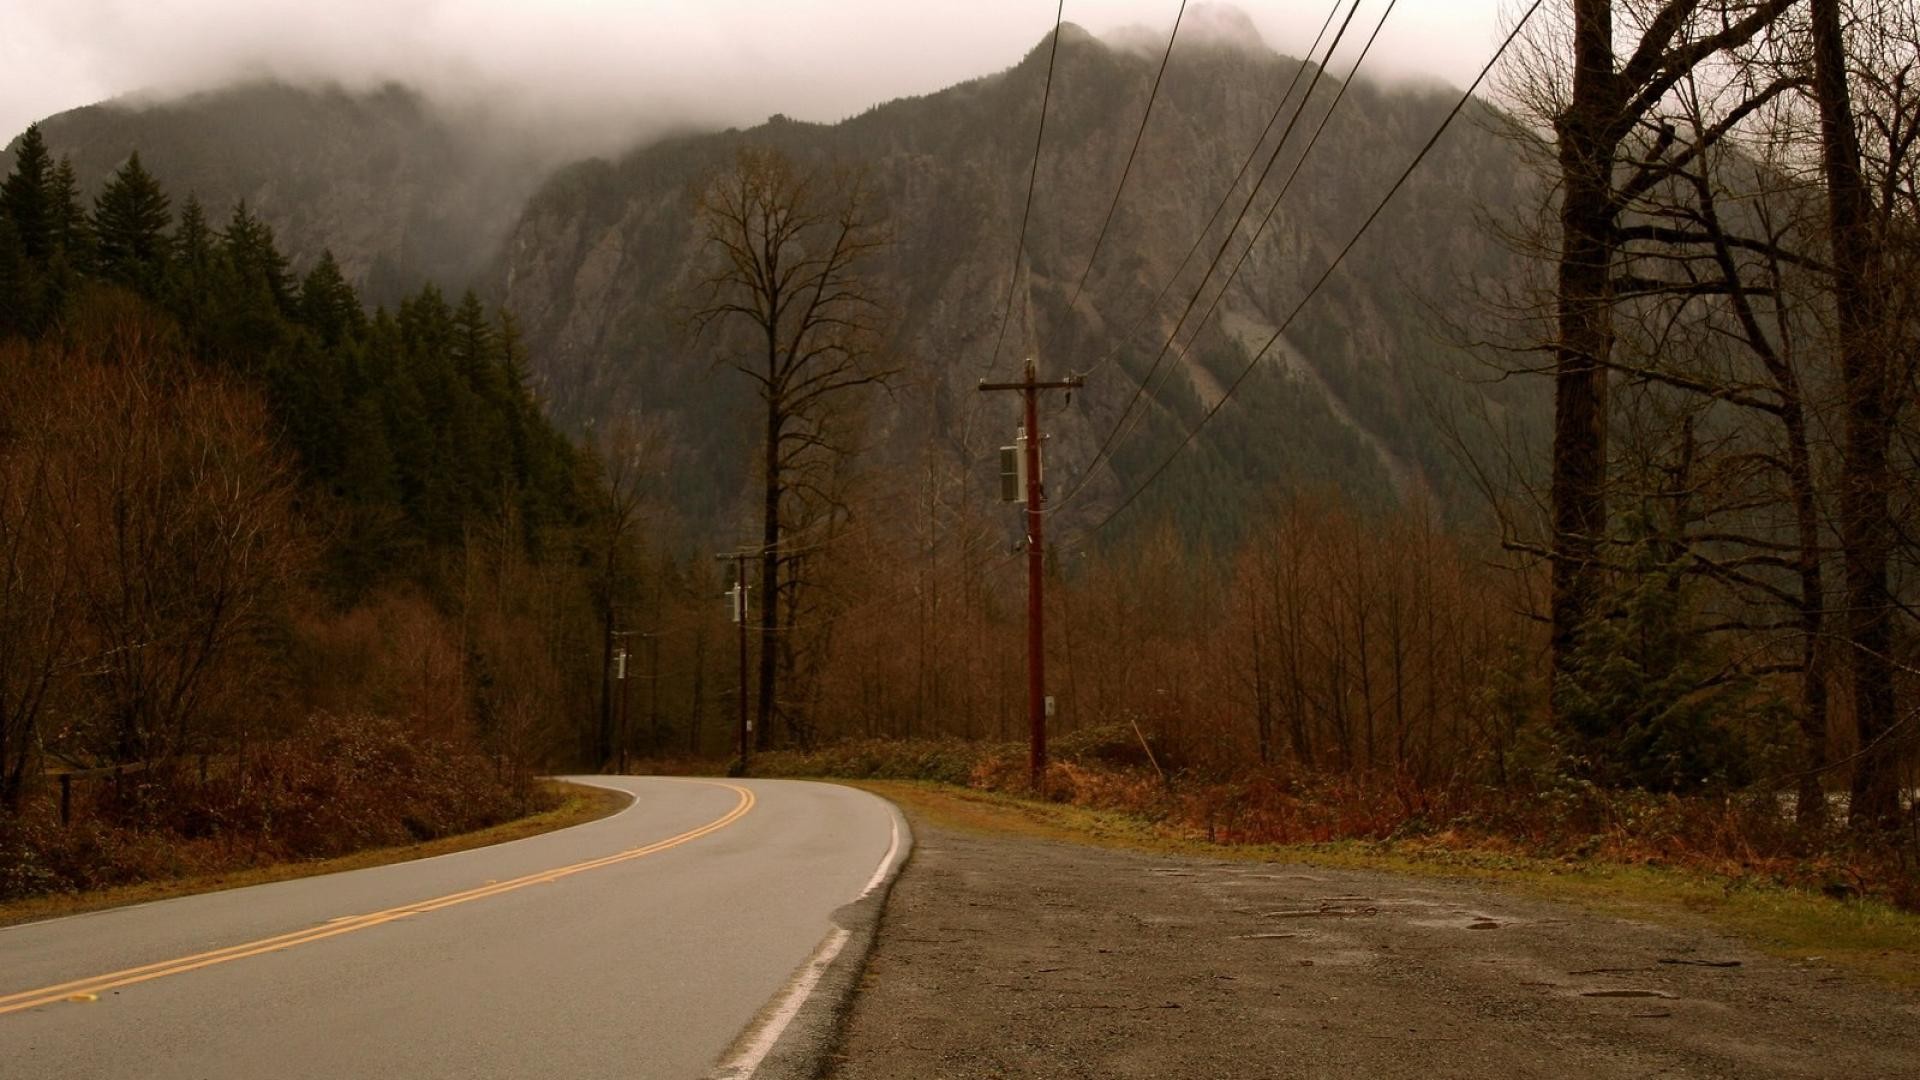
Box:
left=2, top=1, right=1510, bottom=161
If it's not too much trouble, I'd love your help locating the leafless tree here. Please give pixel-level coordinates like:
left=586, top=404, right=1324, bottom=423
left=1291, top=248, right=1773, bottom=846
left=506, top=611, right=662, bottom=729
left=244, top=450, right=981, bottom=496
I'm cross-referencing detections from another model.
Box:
left=690, top=146, right=894, bottom=749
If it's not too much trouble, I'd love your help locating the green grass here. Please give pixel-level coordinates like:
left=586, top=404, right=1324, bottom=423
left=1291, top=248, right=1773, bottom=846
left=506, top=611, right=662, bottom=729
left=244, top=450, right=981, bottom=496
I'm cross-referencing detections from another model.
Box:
left=845, top=779, right=1920, bottom=989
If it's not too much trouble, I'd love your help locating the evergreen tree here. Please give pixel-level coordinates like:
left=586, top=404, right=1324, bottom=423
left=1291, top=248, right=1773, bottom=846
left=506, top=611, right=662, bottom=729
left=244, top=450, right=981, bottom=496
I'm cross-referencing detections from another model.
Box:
left=92, top=152, right=171, bottom=292
left=222, top=200, right=293, bottom=312
left=1553, top=512, right=1756, bottom=792
left=0, top=124, right=54, bottom=261
left=172, top=195, right=214, bottom=272
left=0, top=218, right=33, bottom=337
left=299, top=250, right=364, bottom=348
left=47, top=156, right=88, bottom=264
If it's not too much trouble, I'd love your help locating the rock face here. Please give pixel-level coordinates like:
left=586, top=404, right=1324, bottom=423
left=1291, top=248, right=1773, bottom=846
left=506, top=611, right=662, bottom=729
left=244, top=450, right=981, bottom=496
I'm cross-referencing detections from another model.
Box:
left=5, top=81, right=550, bottom=303
left=9, top=16, right=1547, bottom=540
left=498, top=23, right=1543, bottom=538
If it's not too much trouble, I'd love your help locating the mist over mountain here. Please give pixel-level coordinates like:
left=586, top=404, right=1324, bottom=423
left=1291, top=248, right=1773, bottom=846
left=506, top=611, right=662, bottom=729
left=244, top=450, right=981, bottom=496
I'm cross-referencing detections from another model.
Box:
left=2, top=81, right=554, bottom=301
left=6, top=13, right=1546, bottom=543
left=499, top=21, right=1544, bottom=541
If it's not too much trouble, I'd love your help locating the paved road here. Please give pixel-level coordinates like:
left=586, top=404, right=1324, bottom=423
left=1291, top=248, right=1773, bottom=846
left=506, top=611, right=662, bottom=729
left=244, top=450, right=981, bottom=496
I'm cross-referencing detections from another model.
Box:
left=0, top=777, right=902, bottom=1080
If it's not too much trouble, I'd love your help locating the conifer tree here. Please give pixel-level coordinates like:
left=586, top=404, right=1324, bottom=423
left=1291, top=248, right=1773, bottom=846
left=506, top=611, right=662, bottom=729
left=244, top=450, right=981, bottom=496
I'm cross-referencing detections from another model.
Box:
left=0, top=218, right=32, bottom=337
left=223, top=200, right=294, bottom=312
left=0, top=124, right=54, bottom=262
left=92, top=151, right=171, bottom=292
left=299, top=250, right=364, bottom=347
left=47, top=156, right=88, bottom=263
left=172, top=195, right=214, bottom=272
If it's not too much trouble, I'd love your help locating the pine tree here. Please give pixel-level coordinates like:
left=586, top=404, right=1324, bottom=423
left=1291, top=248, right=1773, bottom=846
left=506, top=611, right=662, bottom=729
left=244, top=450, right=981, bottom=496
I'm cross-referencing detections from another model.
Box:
left=222, top=200, right=293, bottom=312
left=173, top=195, right=214, bottom=272
left=47, top=156, right=88, bottom=263
left=92, top=152, right=172, bottom=292
left=0, top=124, right=54, bottom=262
left=0, top=217, right=34, bottom=337
left=299, top=250, right=364, bottom=347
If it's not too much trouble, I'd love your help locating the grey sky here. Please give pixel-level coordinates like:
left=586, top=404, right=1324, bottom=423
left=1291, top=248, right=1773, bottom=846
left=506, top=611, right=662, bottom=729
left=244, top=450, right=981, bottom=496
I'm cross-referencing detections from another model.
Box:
left=1, top=1, right=1513, bottom=155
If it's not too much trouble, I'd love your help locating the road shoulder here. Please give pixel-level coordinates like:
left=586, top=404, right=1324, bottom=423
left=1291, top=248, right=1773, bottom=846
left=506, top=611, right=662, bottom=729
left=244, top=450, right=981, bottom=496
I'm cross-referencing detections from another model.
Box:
left=825, top=784, right=1920, bottom=1079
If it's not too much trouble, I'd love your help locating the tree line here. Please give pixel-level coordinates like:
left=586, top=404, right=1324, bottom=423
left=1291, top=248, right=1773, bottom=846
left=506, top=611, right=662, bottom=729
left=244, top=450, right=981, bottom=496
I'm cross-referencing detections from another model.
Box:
left=0, top=129, right=730, bottom=881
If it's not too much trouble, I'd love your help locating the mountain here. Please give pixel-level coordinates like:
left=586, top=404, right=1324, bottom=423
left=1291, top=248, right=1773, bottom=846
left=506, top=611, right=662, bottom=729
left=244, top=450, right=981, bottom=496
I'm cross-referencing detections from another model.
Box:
left=496, top=19, right=1545, bottom=543
left=9, top=12, right=1548, bottom=545
left=2, top=81, right=551, bottom=303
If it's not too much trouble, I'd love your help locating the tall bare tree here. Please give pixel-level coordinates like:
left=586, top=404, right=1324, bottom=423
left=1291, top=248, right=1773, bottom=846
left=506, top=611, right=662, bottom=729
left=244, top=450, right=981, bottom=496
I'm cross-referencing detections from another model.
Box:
left=1808, top=0, right=1916, bottom=828
left=1545, top=0, right=1796, bottom=707
left=691, top=146, right=892, bottom=749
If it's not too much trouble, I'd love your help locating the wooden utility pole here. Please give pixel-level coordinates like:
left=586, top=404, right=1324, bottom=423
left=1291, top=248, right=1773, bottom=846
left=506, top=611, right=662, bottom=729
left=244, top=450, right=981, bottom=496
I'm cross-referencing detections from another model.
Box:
left=980, top=358, right=1083, bottom=791
left=716, top=551, right=755, bottom=774
left=611, top=630, right=635, bottom=774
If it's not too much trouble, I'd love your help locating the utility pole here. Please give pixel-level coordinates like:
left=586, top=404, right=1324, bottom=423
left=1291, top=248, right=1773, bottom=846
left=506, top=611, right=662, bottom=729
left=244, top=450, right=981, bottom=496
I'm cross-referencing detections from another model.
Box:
left=611, top=630, right=635, bottom=774
left=646, top=630, right=662, bottom=756
left=980, top=357, right=1083, bottom=791
left=716, top=550, right=755, bottom=774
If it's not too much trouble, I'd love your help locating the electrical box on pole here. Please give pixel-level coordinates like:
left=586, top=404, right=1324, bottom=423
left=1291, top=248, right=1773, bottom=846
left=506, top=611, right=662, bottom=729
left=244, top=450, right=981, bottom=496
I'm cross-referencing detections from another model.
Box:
left=999, top=431, right=1035, bottom=503
left=716, top=549, right=755, bottom=774
left=978, top=359, right=1084, bottom=792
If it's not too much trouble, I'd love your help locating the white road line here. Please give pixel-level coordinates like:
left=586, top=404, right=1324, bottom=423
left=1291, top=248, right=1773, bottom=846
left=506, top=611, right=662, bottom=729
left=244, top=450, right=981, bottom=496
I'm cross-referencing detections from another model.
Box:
left=858, top=814, right=902, bottom=900
left=711, top=926, right=852, bottom=1080
left=712, top=799, right=904, bottom=1079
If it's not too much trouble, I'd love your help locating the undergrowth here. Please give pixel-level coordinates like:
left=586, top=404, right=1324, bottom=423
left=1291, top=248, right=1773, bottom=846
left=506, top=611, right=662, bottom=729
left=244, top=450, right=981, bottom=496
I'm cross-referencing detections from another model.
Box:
left=747, top=729, right=1920, bottom=912
left=0, top=714, right=551, bottom=901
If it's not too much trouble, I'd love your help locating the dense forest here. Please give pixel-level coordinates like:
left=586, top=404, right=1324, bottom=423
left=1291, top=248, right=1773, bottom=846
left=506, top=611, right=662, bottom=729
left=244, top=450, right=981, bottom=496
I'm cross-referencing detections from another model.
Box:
left=3, top=0, right=1917, bottom=913
left=0, top=129, right=720, bottom=897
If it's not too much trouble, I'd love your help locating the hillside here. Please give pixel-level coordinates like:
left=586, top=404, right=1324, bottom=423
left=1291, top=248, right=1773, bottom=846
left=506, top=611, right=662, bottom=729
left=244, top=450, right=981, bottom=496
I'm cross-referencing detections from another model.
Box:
left=497, top=17, right=1546, bottom=543
left=3, top=82, right=550, bottom=303
left=6, top=15, right=1549, bottom=544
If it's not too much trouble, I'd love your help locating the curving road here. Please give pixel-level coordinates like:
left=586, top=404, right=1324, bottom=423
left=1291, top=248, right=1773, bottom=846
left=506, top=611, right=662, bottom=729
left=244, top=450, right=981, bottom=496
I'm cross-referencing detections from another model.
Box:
left=0, top=777, right=903, bottom=1080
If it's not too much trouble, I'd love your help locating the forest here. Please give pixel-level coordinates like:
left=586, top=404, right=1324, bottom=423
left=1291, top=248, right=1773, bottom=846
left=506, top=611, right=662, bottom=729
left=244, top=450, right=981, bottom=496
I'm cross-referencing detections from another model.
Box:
left=2, top=0, right=1917, bottom=911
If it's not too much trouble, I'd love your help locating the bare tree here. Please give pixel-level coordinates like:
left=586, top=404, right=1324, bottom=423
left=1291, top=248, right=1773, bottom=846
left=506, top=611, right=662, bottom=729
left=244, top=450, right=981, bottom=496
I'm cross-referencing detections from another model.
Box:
left=1542, top=0, right=1795, bottom=707
left=691, top=146, right=893, bottom=749
left=1808, top=0, right=1917, bottom=828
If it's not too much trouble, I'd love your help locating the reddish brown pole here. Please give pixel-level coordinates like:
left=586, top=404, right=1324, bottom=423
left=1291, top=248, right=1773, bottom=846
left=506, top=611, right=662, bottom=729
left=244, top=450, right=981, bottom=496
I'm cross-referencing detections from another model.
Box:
left=1023, top=357, right=1047, bottom=792
left=979, top=360, right=1082, bottom=794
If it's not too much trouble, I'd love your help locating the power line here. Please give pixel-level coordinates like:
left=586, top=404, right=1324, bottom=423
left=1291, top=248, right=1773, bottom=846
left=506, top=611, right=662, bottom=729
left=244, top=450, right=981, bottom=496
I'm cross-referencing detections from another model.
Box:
left=1066, top=0, right=1189, bottom=311
left=1072, top=0, right=1346, bottom=391
left=1074, top=0, right=1548, bottom=543
left=1076, top=0, right=1403, bottom=500
left=1051, top=0, right=1361, bottom=513
left=986, top=0, right=1069, bottom=380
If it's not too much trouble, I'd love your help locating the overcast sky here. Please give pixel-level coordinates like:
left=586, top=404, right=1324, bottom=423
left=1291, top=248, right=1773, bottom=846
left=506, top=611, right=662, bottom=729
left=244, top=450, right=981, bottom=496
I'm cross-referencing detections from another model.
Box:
left=1, top=1, right=1513, bottom=155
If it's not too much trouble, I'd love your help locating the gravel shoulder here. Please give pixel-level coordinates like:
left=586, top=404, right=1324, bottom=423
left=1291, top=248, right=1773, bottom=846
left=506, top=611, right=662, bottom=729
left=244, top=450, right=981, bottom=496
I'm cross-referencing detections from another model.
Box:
left=827, top=793, right=1920, bottom=1079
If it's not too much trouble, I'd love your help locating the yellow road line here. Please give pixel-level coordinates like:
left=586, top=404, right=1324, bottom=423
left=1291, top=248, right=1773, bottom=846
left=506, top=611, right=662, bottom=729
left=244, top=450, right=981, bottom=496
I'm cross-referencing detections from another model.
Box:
left=0, top=780, right=754, bottom=1017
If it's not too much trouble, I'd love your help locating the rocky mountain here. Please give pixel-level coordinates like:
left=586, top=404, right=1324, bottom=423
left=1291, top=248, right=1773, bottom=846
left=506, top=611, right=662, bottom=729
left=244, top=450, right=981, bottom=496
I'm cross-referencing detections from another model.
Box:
left=2, top=81, right=551, bottom=303
left=497, top=16, right=1545, bottom=542
left=9, top=11, right=1548, bottom=544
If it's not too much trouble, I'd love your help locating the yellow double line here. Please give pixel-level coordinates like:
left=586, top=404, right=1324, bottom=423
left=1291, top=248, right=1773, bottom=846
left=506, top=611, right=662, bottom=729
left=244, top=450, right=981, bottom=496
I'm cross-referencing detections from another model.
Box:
left=0, top=780, right=755, bottom=1018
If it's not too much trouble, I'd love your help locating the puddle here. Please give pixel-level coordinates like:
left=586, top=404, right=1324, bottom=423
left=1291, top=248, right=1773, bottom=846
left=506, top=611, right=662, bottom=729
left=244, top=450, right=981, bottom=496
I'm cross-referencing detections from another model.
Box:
left=1580, top=989, right=1678, bottom=999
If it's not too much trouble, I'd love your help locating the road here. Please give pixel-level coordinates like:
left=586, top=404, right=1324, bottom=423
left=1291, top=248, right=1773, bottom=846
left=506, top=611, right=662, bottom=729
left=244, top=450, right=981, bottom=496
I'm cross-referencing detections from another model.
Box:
left=0, top=777, right=903, bottom=1080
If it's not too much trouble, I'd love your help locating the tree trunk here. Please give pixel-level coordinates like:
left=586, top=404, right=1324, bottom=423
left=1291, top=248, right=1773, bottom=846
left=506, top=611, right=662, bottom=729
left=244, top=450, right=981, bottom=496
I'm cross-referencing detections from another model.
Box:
left=1549, top=0, right=1619, bottom=710
left=1810, top=0, right=1900, bottom=830
left=756, top=404, right=781, bottom=753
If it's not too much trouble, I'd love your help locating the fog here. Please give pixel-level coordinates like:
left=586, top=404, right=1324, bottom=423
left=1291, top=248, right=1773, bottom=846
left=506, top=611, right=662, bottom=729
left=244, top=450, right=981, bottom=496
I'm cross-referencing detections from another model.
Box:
left=2, top=1, right=1510, bottom=160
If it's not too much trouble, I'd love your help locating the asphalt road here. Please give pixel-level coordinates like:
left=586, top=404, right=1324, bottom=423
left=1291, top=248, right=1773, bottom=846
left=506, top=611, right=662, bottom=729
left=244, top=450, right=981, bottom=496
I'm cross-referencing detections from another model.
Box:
left=0, top=777, right=903, bottom=1080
